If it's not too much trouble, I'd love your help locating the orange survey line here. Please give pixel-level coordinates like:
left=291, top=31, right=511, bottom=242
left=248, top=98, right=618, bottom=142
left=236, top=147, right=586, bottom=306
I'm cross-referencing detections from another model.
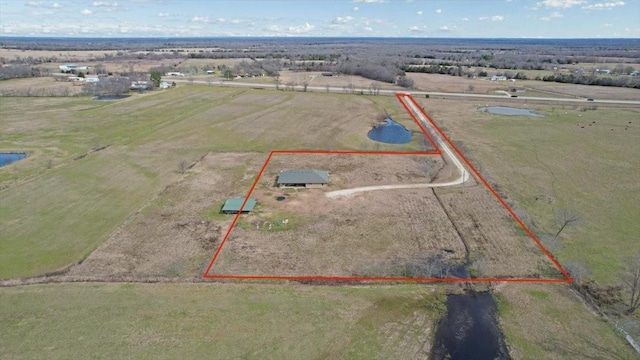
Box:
left=399, top=93, right=572, bottom=283
left=203, top=93, right=571, bottom=283
left=203, top=151, right=274, bottom=277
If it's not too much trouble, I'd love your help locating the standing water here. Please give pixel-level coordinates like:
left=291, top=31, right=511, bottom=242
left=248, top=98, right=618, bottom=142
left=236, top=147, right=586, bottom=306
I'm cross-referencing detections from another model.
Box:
left=479, top=106, right=544, bottom=118
left=0, top=153, right=26, bottom=168
left=431, top=292, right=510, bottom=360
left=367, top=117, right=413, bottom=144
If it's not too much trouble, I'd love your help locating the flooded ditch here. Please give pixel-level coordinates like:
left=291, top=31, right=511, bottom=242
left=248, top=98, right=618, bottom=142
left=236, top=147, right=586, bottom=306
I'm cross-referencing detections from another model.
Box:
left=431, top=291, right=510, bottom=360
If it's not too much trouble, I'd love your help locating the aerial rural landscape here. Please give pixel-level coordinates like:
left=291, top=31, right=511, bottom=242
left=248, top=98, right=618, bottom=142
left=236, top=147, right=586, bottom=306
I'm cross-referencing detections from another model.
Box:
left=1, top=0, right=640, bottom=359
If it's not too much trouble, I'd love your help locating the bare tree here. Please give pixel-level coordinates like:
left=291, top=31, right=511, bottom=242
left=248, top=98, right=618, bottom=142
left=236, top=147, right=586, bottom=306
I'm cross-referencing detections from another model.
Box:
left=564, top=260, right=590, bottom=285
left=553, top=209, right=582, bottom=240
left=397, top=75, right=414, bottom=89
left=369, top=82, right=380, bottom=96
left=178, top=160, right=188, bottom=174
left=621, top=252, right=640, bottom=314
left=302, top=80, right=309, bottom=92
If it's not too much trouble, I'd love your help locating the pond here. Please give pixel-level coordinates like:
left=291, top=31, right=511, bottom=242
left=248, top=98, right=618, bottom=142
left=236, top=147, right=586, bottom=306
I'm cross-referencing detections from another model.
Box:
left=367, top=117, right=412, bottom=144
left=431, top=291, right=510, bottom=360
left=479, top=106, right=544, bottom=118
left=0, top=153, right=26, bottom=168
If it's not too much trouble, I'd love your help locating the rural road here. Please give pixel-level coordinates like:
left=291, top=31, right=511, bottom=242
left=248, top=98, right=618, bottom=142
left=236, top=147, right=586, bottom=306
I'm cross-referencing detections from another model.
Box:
left=169, top=78, right=640, bottom=105
left=325, top=94, right=470, bottom=199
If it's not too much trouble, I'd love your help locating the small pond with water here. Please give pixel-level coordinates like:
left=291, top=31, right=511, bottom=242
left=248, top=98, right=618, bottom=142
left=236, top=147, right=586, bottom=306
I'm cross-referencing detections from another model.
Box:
left=0, top=153, right=26, bottom=168
left=479, top=106, right=544, bottom=118
left=367, top=117, right=412, bottom=144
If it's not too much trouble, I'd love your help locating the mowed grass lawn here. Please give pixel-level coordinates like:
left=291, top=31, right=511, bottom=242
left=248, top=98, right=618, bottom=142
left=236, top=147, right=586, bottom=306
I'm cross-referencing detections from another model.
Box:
left=0, top=283, right=444, bottom=359
left=0, top=87, right=425, bottom=279
left=423, top=99, right=640, bottom=284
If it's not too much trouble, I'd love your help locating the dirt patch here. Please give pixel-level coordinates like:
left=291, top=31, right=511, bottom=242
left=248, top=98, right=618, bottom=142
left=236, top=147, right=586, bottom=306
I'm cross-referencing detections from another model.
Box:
left=68, top=152, right=264, bottom=279
left=209, top=152, right=560, bottom=279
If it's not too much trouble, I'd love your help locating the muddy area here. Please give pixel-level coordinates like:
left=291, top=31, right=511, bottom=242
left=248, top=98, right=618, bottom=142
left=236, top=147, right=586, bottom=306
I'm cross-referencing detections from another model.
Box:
left=431, top=291, right=510, bottom=360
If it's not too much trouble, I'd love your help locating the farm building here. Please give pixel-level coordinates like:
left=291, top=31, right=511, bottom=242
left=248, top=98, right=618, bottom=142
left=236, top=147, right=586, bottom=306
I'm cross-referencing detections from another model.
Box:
left=222, top=197, right=257, bottom=214
left=277, top=169, right=329, bottom=188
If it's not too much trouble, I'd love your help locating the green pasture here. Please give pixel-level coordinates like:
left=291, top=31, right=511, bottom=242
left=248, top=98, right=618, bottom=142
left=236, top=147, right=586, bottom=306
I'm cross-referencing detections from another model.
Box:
left=0, top=283, right=445, bottom=359
left=0, top=87, right=423, bottom=279
left=446, top=104, right=640, bottom=284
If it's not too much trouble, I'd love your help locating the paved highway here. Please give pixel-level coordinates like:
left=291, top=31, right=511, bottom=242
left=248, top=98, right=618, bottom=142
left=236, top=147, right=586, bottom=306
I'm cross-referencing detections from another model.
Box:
left=169, top=77, right=640, bottom=106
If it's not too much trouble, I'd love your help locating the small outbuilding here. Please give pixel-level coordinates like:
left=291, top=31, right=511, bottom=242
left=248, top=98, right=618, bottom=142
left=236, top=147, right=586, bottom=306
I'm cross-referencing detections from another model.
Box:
left=222, top=197, right=257, bottom=214
left=277, top=169, right=329, bottom=188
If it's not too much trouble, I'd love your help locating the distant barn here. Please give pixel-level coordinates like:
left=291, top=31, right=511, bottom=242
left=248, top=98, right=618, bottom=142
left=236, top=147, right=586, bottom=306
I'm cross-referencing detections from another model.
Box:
left=222, top=197, right=257, bottom=214
left=277, top=169, right=329, bottom=188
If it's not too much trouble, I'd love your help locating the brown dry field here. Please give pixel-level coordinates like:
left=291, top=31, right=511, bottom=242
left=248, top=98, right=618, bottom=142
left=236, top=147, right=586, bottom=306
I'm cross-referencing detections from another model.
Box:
left=0, top=49, right=119, bottom=61
left=67, top=146, right=560, bottom=280
left=210, top=153, right=561, bottom=279
left=67, top=152, right=266, bottom=279
left=0, top=76, right=85, bottom=96
left=408, top=73, right=640, bottom=100
left=278, top=70, right=408, bottom=91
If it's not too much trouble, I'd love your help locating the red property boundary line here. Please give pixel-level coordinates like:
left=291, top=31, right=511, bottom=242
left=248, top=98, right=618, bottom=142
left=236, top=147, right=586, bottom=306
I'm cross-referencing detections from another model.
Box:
left=202, top=93, right=571, bottom=283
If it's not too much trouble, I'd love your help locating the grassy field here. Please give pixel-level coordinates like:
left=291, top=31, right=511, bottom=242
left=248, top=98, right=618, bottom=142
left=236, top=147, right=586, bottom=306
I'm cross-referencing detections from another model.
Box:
left=496, top=283, right=637, bottom=359
left=2, top=84, right=639, bottom=358
left=0, top=87, right=426, bottom=279
left=415, top=97, right=640, bottom=284
left=0, top=283, right=445, bottom=359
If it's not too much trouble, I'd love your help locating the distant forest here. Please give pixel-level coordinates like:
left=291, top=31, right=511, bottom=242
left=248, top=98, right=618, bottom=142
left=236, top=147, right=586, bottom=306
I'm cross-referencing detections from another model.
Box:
left=1, top=37, right=639, bottom=88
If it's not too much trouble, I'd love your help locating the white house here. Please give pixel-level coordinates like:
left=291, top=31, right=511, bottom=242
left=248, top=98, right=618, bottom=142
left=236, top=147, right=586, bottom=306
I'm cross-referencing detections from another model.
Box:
left=84, top=75, right=100, bottom=83
left=59, top=64, right=90, bottom=72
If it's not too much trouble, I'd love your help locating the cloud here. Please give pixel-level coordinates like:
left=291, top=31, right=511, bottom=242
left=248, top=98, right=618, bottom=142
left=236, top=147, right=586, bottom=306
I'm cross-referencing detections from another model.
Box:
left=491, top=15, right=505, bottom=21
left=25, top=1, right=43, bottom=7
left=536, top=0, right=586, bottom=8
left=461, top=17, right=470, bottom=21
left=439, top=25, right=451, bottom=31
left=435, top=9, right=442, bottom=14
left=333, top=16, right=354, bottom=24
left=190, top=16, right=209, bottom=23
left=603, top=23, right=613, bottom=26
left=92, top=1, right=126, bottom=11
left=364, top=26, right=373, bottom=31
left=582, top=1, right=625, bottom=10
left=288, top=23, right=314, bottom=34
left=541, top=11, right=563, bottom=21
left=352, top=6, right=359, bottom=11
left=157, top=12, right=169, bottom=17
left=409, top=25, right=426, bottom=33
left=51, top=3, right=62, bottom=8
left=417, top=10, right=423, bottom=15
left=352, top=0, right=386, bottom=3
left=81, top=9, right=93, bottom=15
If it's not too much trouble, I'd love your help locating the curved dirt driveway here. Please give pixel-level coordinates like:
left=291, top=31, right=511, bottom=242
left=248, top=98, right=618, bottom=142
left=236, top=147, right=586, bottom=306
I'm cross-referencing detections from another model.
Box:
left=326, top=94, right=469, bottom=199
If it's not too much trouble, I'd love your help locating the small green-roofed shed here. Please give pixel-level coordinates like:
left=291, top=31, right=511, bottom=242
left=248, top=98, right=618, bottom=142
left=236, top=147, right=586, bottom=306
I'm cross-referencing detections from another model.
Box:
left=222, top=197, right=257, bottom=214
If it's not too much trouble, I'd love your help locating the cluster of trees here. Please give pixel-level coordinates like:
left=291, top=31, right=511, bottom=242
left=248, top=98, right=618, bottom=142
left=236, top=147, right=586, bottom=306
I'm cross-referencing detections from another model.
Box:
left=83, top=76, right=131, bottom=97
left=0, top=65, right=48, bottom=80
left=338, top=61, right=398, bottom=83
left=540, top=73, right=640, bottom=88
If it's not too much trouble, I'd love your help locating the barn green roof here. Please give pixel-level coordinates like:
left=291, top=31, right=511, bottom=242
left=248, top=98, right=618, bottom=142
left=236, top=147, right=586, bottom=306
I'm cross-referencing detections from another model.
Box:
left=222, top=197, right=257, bottom=212
left=277, top=169, right=329, bottom=185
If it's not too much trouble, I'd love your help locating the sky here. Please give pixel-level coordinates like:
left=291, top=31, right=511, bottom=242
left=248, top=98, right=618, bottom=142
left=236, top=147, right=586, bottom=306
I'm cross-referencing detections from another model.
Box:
left=0, top=0, right=638, bottom=38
